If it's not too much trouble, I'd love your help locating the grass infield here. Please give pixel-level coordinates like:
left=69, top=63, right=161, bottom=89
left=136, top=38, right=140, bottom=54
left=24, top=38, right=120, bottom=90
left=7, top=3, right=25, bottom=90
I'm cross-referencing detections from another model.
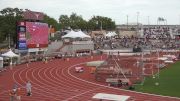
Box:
left=135, top=61, right=180, bottom=98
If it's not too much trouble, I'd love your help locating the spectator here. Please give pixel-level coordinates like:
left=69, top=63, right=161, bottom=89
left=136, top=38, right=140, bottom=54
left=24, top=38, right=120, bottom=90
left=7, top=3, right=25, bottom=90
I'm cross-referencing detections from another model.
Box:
left=26, top=81, right=32, bottom=96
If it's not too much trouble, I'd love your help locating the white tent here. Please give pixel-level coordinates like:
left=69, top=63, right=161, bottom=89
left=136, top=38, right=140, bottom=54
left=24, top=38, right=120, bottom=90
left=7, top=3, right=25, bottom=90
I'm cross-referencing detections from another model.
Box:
left=62, top=30, right=91, bottom=38
left=77, top=31, right=91, bottom=38
left=2, top=49, right=19, bottom=67
left=2, top=49, right=19, bottom=58
left=62, top=30, right=76, bottom=38
left=105, top=32, right=117, bottom=37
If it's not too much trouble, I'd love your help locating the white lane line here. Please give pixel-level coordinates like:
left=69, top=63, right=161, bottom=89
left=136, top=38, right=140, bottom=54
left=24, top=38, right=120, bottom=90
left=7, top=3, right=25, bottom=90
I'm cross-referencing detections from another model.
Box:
left=63, top=87, right=102, bottom=101
left=17, top=63, right=57, bottom=100
left=30, top=64, right=64, bottom=99
left=48, top=65, right=82, bottom=93
left=41, top=65, right=81, bottom=97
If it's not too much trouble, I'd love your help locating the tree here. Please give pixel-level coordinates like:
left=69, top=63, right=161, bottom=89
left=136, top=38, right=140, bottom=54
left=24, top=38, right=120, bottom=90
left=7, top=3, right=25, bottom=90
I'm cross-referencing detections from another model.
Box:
left=88, top=16, right=116, bottom=31
left=59, top=15, right=70, bottom=30
left=69, top=13, right=87, bottom=30
left=58, top=13, right=115, bottom=31
left=0, top=7, right=23, bottom=46
left=43, top=14, right=59, bottom=30
left=59, top=13, right=88, bottom=30
left=0, top=16, right=6, bottom=42
left=88, top=16, right=99, bottom=31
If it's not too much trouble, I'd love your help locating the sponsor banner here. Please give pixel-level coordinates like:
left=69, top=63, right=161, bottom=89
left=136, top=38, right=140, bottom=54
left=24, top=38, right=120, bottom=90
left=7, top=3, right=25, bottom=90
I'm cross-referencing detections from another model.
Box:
left=18, top=41, right=27, bottom=50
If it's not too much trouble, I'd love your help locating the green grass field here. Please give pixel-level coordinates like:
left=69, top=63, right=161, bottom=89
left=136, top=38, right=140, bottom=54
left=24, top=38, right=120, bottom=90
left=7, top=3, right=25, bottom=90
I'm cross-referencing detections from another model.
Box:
left=135, top=61, right=180, bottom=98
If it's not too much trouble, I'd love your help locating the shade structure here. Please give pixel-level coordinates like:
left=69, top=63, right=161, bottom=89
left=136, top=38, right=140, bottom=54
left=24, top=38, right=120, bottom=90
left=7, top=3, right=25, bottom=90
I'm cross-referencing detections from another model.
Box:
left=2, top=49, right=19, bottom=68
left=2, top=49, right=19, bottom=58
left=62, top=30, right=91, bottom=38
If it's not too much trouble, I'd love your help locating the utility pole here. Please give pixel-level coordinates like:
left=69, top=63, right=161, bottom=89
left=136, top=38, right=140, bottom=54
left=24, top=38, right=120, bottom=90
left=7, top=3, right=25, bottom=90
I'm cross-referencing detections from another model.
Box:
left=97, top=21, right=102, bottom=31
left=179, top=14, right=180, bottom=25
left=148, top=16, right=150, bottom=25
left=100, top=21, right=102, bottom=31
left=127, top=15, right=129, bottom=30
left=8, top=33, right=10, bottom=49
left=137, top=12, right=140, bottom=32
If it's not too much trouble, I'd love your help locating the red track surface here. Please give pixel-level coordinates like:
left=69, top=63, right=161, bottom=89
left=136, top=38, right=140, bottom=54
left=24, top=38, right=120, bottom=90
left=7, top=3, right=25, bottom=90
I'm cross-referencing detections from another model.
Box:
left=0, top=55, right=180, bottom=101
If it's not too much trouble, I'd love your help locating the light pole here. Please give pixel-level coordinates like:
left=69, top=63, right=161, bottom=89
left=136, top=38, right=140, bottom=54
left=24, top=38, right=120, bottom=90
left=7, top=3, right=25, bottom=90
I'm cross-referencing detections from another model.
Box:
left=127, top=15, right=129, bottom=29
left=137, top=12, right=140, bottom=30
left=148, top=16, right=150, bottom=25
left=179, top=14, right=180, bottom=25
left=97, top=21, right=102, bottom=31
left=100, top=21, right=102, bottom=31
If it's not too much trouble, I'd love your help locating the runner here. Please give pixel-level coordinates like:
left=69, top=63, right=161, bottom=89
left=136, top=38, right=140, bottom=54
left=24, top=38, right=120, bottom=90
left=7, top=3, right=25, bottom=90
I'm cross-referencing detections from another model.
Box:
left=16, top=88, right=23, bottom=101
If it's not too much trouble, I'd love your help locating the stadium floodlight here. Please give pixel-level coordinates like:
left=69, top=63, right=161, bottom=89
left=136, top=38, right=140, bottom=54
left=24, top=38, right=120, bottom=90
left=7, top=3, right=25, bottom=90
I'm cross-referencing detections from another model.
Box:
left=137, top=12, right=140, bottom=30
left=127, top=15, right=129, bottom=29
left=148, top=16, right=150, bottom=25
left=179, top=14, right=180, bottom=25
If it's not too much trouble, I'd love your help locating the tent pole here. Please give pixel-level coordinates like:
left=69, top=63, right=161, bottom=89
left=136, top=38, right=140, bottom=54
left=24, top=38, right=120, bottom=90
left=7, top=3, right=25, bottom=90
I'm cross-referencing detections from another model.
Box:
left=10, top=57, right=13, bottom=70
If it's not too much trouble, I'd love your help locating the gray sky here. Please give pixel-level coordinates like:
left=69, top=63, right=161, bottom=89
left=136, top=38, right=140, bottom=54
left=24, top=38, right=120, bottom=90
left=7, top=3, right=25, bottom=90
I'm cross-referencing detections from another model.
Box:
left=1, top=0, right=180, bottom=25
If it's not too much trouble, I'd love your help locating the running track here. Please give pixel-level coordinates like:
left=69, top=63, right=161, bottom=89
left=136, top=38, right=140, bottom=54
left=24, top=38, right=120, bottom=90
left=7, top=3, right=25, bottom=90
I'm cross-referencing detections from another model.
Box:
left=0, top=55, right=180, bottom=101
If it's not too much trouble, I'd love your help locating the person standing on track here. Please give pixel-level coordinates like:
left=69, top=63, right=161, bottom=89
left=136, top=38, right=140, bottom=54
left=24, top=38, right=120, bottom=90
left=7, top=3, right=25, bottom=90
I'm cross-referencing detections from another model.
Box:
left=26, top=81, right=32, bottom=96
left=9, top=89, right=16, bottom=101
left=16, top=88, right=22, bottom=101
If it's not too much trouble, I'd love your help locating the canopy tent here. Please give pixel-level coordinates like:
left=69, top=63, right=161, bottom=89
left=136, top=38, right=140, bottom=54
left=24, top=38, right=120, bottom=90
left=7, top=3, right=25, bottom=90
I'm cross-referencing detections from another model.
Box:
left=62, top=30, right=91, bottom=39
left=105, top=32, right=117, bottom=37
left=62, top=30, right=76, bottom=38
left=2, top=49, right=19, bottom=58
left=2, top=49, right=19, bottom=67
left=77, top=31, right=91, bottom=38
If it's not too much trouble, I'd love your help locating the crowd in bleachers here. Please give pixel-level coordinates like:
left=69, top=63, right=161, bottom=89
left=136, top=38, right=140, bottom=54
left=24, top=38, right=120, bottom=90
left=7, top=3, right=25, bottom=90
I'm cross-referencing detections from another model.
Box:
left=143, top=26, right=171, bottom=39
left=94, top=26, right=180, bottom=50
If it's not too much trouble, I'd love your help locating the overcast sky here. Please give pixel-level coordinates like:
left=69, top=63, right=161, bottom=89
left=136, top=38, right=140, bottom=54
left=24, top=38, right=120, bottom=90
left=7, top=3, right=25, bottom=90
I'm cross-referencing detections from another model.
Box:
left=1, top=0, right=180, bottom=25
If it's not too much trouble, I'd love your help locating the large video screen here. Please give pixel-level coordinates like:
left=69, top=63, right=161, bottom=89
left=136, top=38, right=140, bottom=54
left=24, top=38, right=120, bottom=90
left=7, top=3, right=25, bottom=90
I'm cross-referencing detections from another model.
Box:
left=26, top=22, right=49, bottom=48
